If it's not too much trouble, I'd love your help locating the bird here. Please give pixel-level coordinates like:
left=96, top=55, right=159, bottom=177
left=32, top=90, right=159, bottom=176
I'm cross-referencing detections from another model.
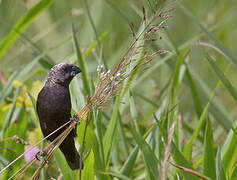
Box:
left=36, top=63, right=83, bottom=170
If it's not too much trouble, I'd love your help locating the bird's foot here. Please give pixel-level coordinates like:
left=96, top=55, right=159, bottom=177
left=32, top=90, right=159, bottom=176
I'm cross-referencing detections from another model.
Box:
left=70, top=114, right=80, bottom=125
left=35, top=150, right=50, bottom=164
left=70, top=114, right=80, bottom=137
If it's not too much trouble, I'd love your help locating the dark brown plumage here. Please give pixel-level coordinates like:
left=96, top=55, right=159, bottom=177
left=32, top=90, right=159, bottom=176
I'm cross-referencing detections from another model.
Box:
left=36, top=63, right=82, bottom=170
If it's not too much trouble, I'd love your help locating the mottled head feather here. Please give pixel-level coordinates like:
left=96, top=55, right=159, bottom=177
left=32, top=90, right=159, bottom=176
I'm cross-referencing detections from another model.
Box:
left=46, top=63, right=81, bottom=87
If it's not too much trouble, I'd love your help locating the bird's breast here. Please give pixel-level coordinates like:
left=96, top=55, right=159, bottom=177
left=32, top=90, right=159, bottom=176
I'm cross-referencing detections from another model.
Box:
left=36, top=85, right=72, bottom=136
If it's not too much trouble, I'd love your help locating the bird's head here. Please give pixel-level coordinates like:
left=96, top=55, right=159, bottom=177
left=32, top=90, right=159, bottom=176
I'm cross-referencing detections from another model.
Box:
left=46, top=63, right=81, bottom=86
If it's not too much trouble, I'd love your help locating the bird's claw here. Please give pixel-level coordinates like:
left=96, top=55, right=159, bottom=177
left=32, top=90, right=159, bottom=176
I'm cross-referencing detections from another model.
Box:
left=45, top=159, right=50, bottom=165
left=35, top=151, right=46, bottom=161
left=35, top=151, right=50, bottom=164
left=70, top=114, right=80, bottom=125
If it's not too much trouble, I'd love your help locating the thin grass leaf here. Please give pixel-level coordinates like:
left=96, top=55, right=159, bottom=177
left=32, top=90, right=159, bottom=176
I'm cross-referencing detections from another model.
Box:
left=136, top=32, right=234, bottom=131
left=135, top=20, right=222, bottom=87
left=77, top=120, right=102, bottom=175
left=2, top=104, right=28, bottom=179
left=82, top=150, right=95, bottom=180
left=164, top=27, right=204, bottom=146
left=72, top=25, right=91, bottom=95
left=183, top=70, right=223, bottom=160
left=185, top=66, right=203, bottom=117
left=0, top=86, right=22, bottom=138
left=216, top=147, right=226, bottom=180
left=203, top=119, right=216, bottom=179
left=83, top=0, right=106, bottom=69
left=130, top=127, right=159, bottom=179
left=129, top=91, right=140, bottom=134
left=171, top=163, right=212, bottom=180
left=83, top=31, right=109, bottom=59
left=171, top=47, right=190, bottom=98
left=230, top=166, right=237, bottom=180
left=103, top=98, right=119, bottom=167
left=118, top=112, right=129, bottom=157
left=171, top=142, right=198, bottom=180
left=178, top=2, right=237, bottom=66
left=98, top=170, right=131, bottom=180
left=94, top=111, right=106, bottom=169
left=0, top=72, right=18, bottom=106
left=16, top=54, right=44, bottom=82
left=0, top=0, right=53, bottom=60
left=84, top=0, right=99, bottom=41
left=134, top=92, right=159, bottom=108
left=103, top=0, right=130, bottom=24
left=54, top=149, right=74, bottom=180
left=190, top=68, right=233, bottom=130
left=155, top=114, right=198, bottom=179
left=0, top=155, right=8, bottom=166
left=120, top=124, right=156, bottom=176
left=222, top=131, right=237, bottom=177
left=169, top=47, right=190, bottom=150
left=27, top=92, right=38, bottom=120
left=14, top=31, right=55, bottom=69
left=183, top=101, right=209, bottom=160
left=205, top=53, right=237, bottom=103
left=40, top=141, right=46, bottom=180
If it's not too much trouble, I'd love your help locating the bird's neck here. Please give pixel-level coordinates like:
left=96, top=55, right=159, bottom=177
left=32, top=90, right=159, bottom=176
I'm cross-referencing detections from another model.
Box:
left=45, top=79, right=69, bottom=88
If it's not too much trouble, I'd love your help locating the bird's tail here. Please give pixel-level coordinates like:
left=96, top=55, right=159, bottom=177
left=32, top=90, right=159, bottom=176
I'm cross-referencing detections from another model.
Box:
left=59, top=137, right=83, bottom=170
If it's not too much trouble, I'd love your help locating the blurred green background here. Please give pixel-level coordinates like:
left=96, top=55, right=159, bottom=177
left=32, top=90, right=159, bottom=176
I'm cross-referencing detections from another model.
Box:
left=1, top=0, right=237, bottom=179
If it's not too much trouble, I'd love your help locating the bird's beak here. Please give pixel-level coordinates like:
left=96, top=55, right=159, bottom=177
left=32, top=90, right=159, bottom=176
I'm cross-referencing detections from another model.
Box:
left=71, top=65, right=82, bottom=76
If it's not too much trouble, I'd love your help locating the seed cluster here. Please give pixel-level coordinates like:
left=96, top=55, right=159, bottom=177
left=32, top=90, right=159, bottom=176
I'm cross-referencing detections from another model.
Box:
left=90, top=7, right=174, bottom=109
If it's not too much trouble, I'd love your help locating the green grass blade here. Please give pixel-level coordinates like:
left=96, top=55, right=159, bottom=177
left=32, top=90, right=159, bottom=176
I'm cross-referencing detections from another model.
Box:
left=0, top=0, right=53, bottom=60
left=130, top=127, right=159, bottom=178
left=118, top=112, right=129, bottom=157
left=134, top=92, right=159, bottom=108
left=203, top=119, right=216, bottom=179
left=120, top=124, right=156, bottom=176
left=1, top=104, right=28, bottom=179
left=0, top=72, right=18, bottom=106
left=120, top=148, right=138, bottom=176
left=27, top=92, right=37, bottom=119
left=94, top=111, right=106, bottom=170
left=84, top=0, right=99, bottom=41
left=185, top=66, right=203, bottom=117
left=98, top=171, right=131, bottom=180
left=0, top=86, right=22, bottom=138
left=222, top=130, right=237, bottom=177
left=183, top=67, right=224, bottom=160
left=183, top=101, right=209, bottom=160
left=171, top=47, right=190, bottom=98
left=136, top=34, right=233, bottom=130
left=103, top=98, right=119, bottom=167
left=77, top=120, right=102, bottom=176
left=171, top=142, right=198, bottom=180
left=205, top=53, right=237, bottom=103
left=16, top=54, right=45, bottom=82
left=178, top=2, right=237, bottom=66
left=72, top=25, right=91, bottom=95
left=156, top=112, right=197, bottom=179
left=216, top=147, right=226, bottom=180
left=54, top=150, right=74, bottom=180
left=82, top=150, right=95, bottom=180
left=129, top=91, right=140, bottom=134
left=103, top=0, right=130, bottom=24
left=83, top=31, right=109, bottom=59
left=188, top=65, right=233, bottom=130
left=0, top=155, right=8, bottom=166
